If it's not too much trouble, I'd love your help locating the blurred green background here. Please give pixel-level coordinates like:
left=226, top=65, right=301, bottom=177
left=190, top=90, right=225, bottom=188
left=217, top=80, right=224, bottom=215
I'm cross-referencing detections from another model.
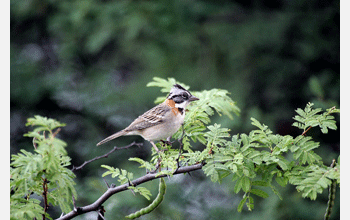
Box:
left=10, top=0, right=339, bottom=219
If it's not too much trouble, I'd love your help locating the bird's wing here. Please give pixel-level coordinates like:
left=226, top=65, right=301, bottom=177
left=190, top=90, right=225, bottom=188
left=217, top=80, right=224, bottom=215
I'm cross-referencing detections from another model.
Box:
left=125, top=102, right=170, bottom=131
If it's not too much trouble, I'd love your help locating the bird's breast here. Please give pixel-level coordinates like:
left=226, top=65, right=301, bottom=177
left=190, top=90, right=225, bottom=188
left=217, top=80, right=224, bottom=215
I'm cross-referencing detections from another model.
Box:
left=142, top=110, right=185, bottom=141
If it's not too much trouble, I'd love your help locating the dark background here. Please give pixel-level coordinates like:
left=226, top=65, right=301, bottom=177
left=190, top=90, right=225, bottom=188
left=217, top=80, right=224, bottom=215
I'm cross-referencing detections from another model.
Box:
left=11, top=0, right=340, bottom=219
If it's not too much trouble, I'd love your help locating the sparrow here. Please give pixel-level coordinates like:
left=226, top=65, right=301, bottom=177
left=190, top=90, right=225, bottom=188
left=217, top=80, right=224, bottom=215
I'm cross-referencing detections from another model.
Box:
left=97, top=84, right=199, bottom=152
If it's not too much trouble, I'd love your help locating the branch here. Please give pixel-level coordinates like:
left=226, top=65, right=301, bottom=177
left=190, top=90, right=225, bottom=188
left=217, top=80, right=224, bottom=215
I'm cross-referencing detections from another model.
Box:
left=71, top=142, right=142, bottom=172
left=324, top=159, right=337, bottom=220
left=57, top=162, right=204, bottom=220
left=42, top=178, right=49, bottom=220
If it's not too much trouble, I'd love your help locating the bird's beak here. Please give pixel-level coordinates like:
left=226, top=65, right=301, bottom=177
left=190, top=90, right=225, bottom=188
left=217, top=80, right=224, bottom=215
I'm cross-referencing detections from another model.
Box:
left=189, top=95, right=199, bottom=102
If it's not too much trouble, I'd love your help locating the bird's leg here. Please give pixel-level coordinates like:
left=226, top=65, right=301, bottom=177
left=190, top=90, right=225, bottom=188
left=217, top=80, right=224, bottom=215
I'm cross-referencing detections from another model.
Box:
left=148, top=141, right=163, bottom=174
left=150, top=141, right=160, bottom=153
left=160, top=136, right=174, bottom=146
left=175, top=124, right=185, bottom=172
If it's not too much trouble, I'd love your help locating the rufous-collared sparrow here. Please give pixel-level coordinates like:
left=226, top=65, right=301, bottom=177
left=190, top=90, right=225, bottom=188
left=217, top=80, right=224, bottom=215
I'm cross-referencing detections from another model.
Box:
left=97, top=84, right=199, bottom=152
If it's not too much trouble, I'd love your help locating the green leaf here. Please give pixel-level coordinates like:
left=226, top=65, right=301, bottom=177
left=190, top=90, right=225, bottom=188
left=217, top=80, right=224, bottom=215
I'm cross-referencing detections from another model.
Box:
left=270, top=185, right=283, bottom=200
left=241, top=176, right=251, bottom=192
left=275, top=176, right=288, bottom=187
left=277, top=159, right=289, bottom=171
left=128, top=186, right=152, bottom=200
left=234, top=178, right=243, bottom=194
left=288, top=165, right=334, bottom=200
left=292, top=103, right=339, bottom=134
left=129, top=157, right=156, bottom=171
left=247, top=196, right=254, bottom=211
left=251, top=117, right=266, bottom=130
left=25, top=115, right=66, bottom=131
left=202, top=161, right=231, bottom=183
left=10, top=198, right=45, bottom=220
left=237, top=196, right=247, bottom=212
left=252, top=180, right=269, bottom=187
left=101, top=165, right=120, bottom=178
left=204, top=124, right=230, bottom=149
left=12, top=116, right=76, bottom=217
left=250, top=188, right=269, bottom=198
left=147, top=77, right=189, bottom=94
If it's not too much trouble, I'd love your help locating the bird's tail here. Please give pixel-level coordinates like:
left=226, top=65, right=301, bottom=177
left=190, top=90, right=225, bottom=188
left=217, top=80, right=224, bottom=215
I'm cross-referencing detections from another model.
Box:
left=96, top=130, right=127, bottom=146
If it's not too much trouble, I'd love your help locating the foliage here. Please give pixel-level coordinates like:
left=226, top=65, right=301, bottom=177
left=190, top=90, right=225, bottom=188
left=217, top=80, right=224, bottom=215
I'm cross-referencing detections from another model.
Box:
left=101, top=165, right=134, bottom=185
left=9, top=78, right=340, bottom=219
left=292, top=102, right=339, bottom=134
left=101, top=165, right=152, bottom=200
left=11, top=0, right=339, bottom=218
left=10, top=116, right=77, bottom=220
left=102, top=77, right=340, bottom=214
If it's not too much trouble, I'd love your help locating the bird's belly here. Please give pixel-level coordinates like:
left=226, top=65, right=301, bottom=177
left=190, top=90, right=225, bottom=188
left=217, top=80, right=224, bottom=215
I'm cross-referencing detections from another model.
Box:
left=142, top=115, right=184, bottom=141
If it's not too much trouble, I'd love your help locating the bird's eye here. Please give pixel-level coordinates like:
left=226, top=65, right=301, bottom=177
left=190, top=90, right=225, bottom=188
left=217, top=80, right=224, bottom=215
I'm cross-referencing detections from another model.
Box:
left=182, top=93, right=189, bottom=99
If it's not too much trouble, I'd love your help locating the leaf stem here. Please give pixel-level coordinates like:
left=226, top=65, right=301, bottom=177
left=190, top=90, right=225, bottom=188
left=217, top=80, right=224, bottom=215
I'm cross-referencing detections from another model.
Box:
left=301, top=126, right=312, bottom=136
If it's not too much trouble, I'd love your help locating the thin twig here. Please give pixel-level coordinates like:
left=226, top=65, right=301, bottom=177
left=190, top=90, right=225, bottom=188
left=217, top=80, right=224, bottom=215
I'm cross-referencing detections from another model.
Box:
left=102, top=177, right=110, bottom=189
left=71, top=142, right=142, bottom=172
left=301, top=126, right=312, bottom=136
left=97, top=206, right=105, bottom=220
left=72, top=195, right=77, bottom=212
left=33, top=135, right=38, bottom=149
left=127, top=177, right=136, bottom=196
left=52, top=128, right=61, bottom=138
